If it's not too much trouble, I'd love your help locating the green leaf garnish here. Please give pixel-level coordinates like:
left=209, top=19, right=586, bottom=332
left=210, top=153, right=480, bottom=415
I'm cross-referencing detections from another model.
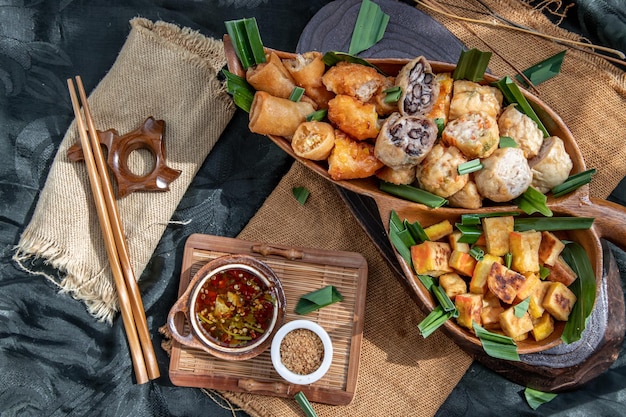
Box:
left=434, top=117, right=445, bottom=138
left=379, top=181, right=448, bottom=208
left=294, top=391, right=319, bottom=417
left=432, top=285, right=456, bottom=312
left=551, top=168, right=596, bottom=198
left=418, top=305, right=458, bottom=338
left=469, top=246, right=485, bottom=261
left=404, top=219, right=429, bottom=243
left=289, top=86, right=305, bottom=102
left=418, top=274, right=435, bottom=291
left=295, top=285, right=343, bottom=315
left=493, top=76, right=549, bottom=137
left=514, top=297, right=530, bottom=318
left=458, top=159, right=483, bottom=175
left=452, top=48, right=492, bottom=82
left=306, top=109, right=327, bottom=122
left=322, top=51, right=386, bottom=75
left=515, top=186, right=553, bottom=216
left=224, top=18, right=266, bottom=70
left=292, top=186, right=310, bottom=205
left=473, top=323, right=520, bottom=361
left=524, top=387, right=557, bottom=410
left=383, top=86, right=402, bottom=103
left=349, top=0, right=390, bottom=55
left=389, top=211, right=412, bottom=267
left=505, top=253, right=512, bottom=269
left=516, top=51, right=566, bottom=87
left=455, top=223, right=482, bottom=244
left=539, top=265, right=550, bottom=279
left=499, top=136, right=518, bottom=148
left=561, top=242, right=596, bottom=344
left=514, top=217, right=594, bottom=232
left=222, top=69, right=255, bottom=113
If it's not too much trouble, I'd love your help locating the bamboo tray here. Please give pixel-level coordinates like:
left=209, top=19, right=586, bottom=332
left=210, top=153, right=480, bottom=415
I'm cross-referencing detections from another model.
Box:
left=168, top=234, right=368, bottom=405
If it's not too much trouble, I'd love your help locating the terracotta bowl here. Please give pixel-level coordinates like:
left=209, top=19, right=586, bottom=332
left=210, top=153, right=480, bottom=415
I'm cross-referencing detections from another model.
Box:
left=223, top=36, right=626, bottom=356
left=167, top=254, right=286, bottom=360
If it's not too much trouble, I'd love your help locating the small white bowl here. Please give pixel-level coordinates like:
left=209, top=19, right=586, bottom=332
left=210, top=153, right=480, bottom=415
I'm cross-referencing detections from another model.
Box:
left=270, top=319, right=333, bottom=385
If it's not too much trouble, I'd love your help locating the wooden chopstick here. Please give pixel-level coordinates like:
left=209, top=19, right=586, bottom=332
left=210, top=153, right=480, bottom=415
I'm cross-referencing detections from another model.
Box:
left=67, top=76, right=160, bottom=383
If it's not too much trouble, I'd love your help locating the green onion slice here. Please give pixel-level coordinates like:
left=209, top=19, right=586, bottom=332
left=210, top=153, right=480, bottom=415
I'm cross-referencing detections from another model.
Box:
left=289, top=86, right=305, bottom=102
left=551, top=168, right=596, bottom=198
left=493, top=76, right=549, bottom=137
left=292, top=186, right=310, bottom=205
left=294, top=391, right=319, bottom=417
left=514, top=297, right=530, bottom=318
left=295, top=285, right=343, bottom=315
left=514, top=217, right=594, bottom=232
left=561, top=242, right=596, bottom=344
left=389, top=212, right=412, bottom=267
left=418, top=274, right=435, bottom=291
left=389, top=210, right=404, bottom=233
left=306, top=109, right=327, bottom=122
left=452, top=48, right=492, bottom=82
left=322, top=51, right=387, bottom=75
left=458, top=159, right=483, bottom=175
left=473, top=323, right=520, bottom=361
left=349, top=0, right=390, bottom=56
left=405, top=219, right=429, bottom=243
left=222, top=69, right=255, bottom=113
left=396, top=228, right=417, bottom=248
left=516, top=50, right=566, bottom=88
left=434, top=118, right=445, bottom=138
left=418, top=305, right=458, bottom=338
left=455, top=223, right=482, bottom=244
left=515, top=186, right=553, bottom=217
left=383, top=86, right=402, bottom=103
left=469, top=246, right=485, bottom=261
left=504, top=253, right=512, bottom=269
left=379, top=181, right=448, bottom=208
left=539, top=265, right=550, bottom=279
left=499, top=136, right=518, bottom=148
left=433, top=285, right=456, bottom=312
left=524, top=387, right=558, bottom=410
left=224, top=18, right=266, bottom=70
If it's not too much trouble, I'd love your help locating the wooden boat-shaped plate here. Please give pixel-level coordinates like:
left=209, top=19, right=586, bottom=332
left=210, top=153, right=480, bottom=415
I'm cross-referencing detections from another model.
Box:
left=223, top=9, right=626, bottom=388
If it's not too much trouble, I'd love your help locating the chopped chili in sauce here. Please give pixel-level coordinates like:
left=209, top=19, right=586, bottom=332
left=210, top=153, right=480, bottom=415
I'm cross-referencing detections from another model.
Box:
left=195, top=268, right=275, bottom=348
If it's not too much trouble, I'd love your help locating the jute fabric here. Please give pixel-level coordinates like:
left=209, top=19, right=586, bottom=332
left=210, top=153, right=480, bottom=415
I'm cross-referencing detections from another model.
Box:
left=13, top=18, right=235, bottom=323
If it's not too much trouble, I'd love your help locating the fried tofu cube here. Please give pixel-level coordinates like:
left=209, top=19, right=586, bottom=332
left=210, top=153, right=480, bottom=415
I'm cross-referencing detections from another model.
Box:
left=424, top=219, right=454, bottom=241
left=482, top=290, right=502, bottom=308
left=483, top=216, right=514, bottom=256
left=455, top=293, right=483, bottom=329
left=542, top=282, right=577, bottom=321
left=449, top=231, right=470, bottom=253
left=532, top=311, right=555, bottom=342
left=481, top=305, right=504, bottom=330
left=487, top=262, right=527, bottom=304
left=469, top=254, right=503, bottom=294
left=449, top=250, right=477, bottom=277
left=499, top=306, right=534, bottom=339
left=411, top=241, right=453, bottom=277
left=515, top=272, right=541, bottom=302
left=538, top=231, right=565, bottom=266
left=509, top=230, right=542, bottom=274
left=528, top=280, right=551, bottom=319
left=439, top=272, right=467, bottom=300
left=546, top=256, right=578, bottom=286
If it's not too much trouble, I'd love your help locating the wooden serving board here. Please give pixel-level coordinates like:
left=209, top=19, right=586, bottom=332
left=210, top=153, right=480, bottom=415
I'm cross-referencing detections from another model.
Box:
left=168, top=234, right=368, bottom=405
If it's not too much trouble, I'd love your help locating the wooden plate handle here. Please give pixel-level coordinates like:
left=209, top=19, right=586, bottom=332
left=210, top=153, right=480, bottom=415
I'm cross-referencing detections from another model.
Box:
left=167, top=298, right=200, bottom=349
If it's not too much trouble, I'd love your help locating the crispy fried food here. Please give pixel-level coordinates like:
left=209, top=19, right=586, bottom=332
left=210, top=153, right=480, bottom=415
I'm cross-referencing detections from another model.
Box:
left=375, top=165, right=416, bottom=185
left=248, top=91, right=315, bottom=138
left=498, top=104, right=544, bottom=159
left=327, top=130, right=384, bottom=180
left=396, top=56, right=438, bottom=117
left=322, top=61, right=386, bottom=103
left=368, top=76, right=398, bottom=116
left=474, top=147, right=532, bottom=202
left=246, top=52, right=297, bottom=99
left=425, top=72, right=453, bottom=124
left=529, top=136, right=573, bottom=193
left=283, top=51, right=335, bottom=109
left=416, top=144, right=469, bottom=198
left=441, top=111, right=499, bottom=159
left=327, top=94, right=380, bottom=140
left=448, top=180, right=483, bottom=209
left=374, top=112, right=437, bottom=169
left=291, top=121, right=335, bottom=160
left=449, top=80, right=503, bottom=121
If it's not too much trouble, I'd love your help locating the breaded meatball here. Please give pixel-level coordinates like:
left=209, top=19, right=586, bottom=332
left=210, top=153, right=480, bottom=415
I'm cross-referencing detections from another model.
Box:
left=529, top=136, right=573, bottom=193
left=474, top=147, right=532, bottom=202
left=441, top=111, right=499, bottom=159
left=449, top=80, right=503, bottom=120
left=416, top=144, right=469, bottom=198
left=322, top=61, right=386, bottom=103
left=498, top=104, right=544, bottom=159
left=448, top=180, right=483, bottom=209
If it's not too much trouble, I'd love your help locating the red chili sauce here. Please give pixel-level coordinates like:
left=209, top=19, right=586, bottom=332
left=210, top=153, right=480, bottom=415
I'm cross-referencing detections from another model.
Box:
left=195, top=267, right=276, bottom=348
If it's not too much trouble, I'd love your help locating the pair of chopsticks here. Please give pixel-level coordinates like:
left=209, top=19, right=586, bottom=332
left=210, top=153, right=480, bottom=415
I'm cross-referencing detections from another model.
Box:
left=67, top=76, right=160, bottom=384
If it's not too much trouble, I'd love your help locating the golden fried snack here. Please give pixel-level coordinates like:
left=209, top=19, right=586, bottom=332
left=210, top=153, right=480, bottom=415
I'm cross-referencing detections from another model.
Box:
left=249, top=91, right=315, bottom=137
left=283, top=51, right=335, bottom=109
left=322, top=61, right=386, bottom=102
left=396, top=56, right=439, bottom=117
left=246, top=52, right=297, bottom=99
left=368, top=76, right=397, bottom=116
left=448, top=180, right=483, bottom=209
left=448, top=80, right=503, bottom=121
left=529, top=136, right=573, bottom=193
left=291, top=121, right=335, bottom=160
left=328, top=130, right=384, bottom=180
left=441, top=111, right=499, bottom=159
left=416, top=144, right=469, bottom=198
left=375, top=165, right=416, bottom=185
left=327, top=94, right=379, bottom=140
left=498, top=104, right=544, bottom=159
left=425, top=72, right=453, bottom=124
left=474, top=147, right=532, bottom=202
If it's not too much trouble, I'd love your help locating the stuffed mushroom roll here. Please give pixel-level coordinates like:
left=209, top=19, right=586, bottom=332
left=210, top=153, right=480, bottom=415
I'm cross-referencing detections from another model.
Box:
left=374, top=112, right=438, bottom=169
left=396, top=56, right=439, bottom=117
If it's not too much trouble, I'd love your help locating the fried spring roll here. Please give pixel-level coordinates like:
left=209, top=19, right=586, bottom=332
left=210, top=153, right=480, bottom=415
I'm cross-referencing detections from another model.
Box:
left=246, top=52, right=297, bottom=99
left=284, top=52, right=335, bottom=108
left=249, top=91, right=315, bottom=138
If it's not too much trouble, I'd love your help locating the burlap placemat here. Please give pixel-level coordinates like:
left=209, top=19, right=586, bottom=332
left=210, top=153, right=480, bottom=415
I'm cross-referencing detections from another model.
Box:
left=13, top=18, right=235, bottom=323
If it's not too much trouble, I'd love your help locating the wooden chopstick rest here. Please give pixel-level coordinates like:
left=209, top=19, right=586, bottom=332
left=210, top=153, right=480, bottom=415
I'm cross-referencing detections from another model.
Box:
left=67, top=117, right=181, bottom=198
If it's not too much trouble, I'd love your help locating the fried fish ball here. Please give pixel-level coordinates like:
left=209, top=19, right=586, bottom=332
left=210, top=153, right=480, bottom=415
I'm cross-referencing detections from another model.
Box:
left=416, top=144, right=469, bottom=198
left=374, top=112, right=438, bottom=169
left=328, top=130, right=384, bottom=180
left=283, top=51, right=335, bottom=109
left=529, top=136, right=573, bottom=193
left=441, top=111, right=499, bottom=159
left=291, top=121, right=335, bottom=160
left=322, top=61, right=386, bottom=103
left=448, top=180, right=483, bottom=209
left=327, top=94, right=380, bottom=140
left=246, top=52, right=296, bottom=99
left=449, top=80, right=503, bottom=121
left=396, top=56, right=439, bottom=117
left=249, top=91, right=315, bottom=137
left=375, top=165, right=416, bottom=185
left=425, top=72, right=453, bottom=124
left=474, top=147, right=532, bottom=202
left=498, top=104, right=544, bottom=159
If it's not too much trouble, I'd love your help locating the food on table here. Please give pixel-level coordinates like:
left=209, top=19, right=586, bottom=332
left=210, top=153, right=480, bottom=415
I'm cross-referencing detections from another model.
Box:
left=448, top=181, right=483, bottom=209
left=248, top=91, right=315, bottom=137
left=425, top=72, right=453, bottom=124
left=474, top=147, right=532, bottom=202
left=529, top=136, right=574, bottom=193
left=498, top=104, right=544, bottom=158
left=327, top=94, right=380, bottom=140
left=448, top=80, right=503, bottom=120
left=322, top=61, right=386, bottom=102
left=194, top=267, right=277, bottom=348
left=279, top=328, right=324, bottom=375
left=441, top=111, right=499, bottom=159
left=396, top=56, right=439, bottom=117
left=247, top=52, right=297, bottom=99
left=375, top=165, right=416, bottom=185
left=370, top=75, right=398, bottom=116
left=374, top=112, right=438, bottom=169
left=291, top=121, right=335, bottom=160
left=327, top=129, right=384, bottom=180
left=283, top=51, right=334, bottom=109
left=416, top=144, right=469, bottom=198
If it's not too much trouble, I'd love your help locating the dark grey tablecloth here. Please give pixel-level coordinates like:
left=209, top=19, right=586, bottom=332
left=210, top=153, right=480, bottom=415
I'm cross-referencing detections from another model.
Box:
left=1, top=1, right=624, bottom=416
